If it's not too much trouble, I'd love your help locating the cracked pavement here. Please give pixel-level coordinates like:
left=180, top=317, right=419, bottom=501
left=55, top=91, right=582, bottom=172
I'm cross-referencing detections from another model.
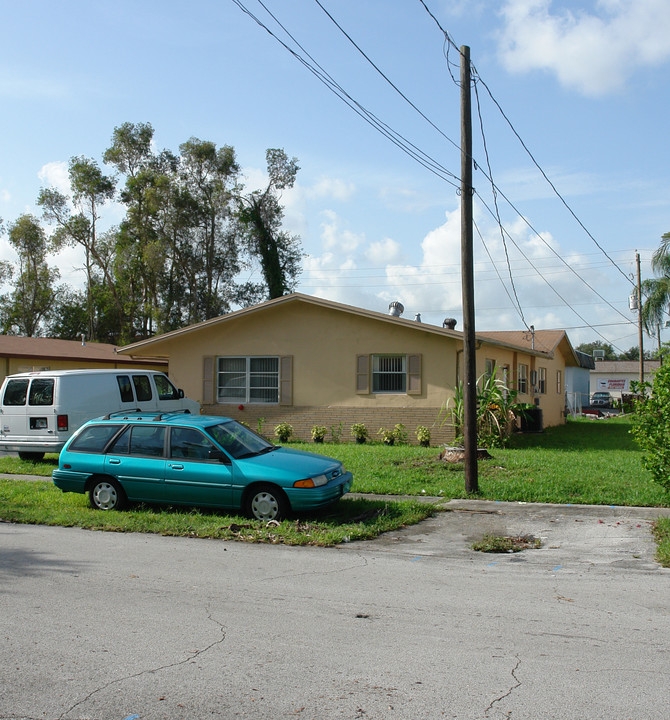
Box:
left=1, top=501, right=669, bottom=720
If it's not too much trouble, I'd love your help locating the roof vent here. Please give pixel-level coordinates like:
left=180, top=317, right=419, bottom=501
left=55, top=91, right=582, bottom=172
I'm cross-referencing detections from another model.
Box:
left=414, top=313, right=422, bottom=323
left=442, top=318, right=457, bottom=330
left=388, top=301, right=404, bottom=317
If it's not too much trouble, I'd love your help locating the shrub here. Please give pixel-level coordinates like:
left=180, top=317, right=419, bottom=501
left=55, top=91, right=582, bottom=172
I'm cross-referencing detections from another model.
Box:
left=311, top=425, right=327, bottom=443
left=416, top=425, right=431, bottom=447
left=631, top=364, right=670, bottom=492
left=330, top=422, right=343, bottom=443
left=351, top=423, right=368, bottom=443
left=274, top=422, right=294, bottom=443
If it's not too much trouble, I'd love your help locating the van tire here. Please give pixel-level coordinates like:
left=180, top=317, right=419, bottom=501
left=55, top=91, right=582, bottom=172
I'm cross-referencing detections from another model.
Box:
left=89, top=478, right=127, bottom=511
left=18, top=452, right=45, bottom=462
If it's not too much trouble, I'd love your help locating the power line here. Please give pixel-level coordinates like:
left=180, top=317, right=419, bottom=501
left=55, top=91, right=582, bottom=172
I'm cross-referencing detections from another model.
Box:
left=231, top=0, right=461, bottom=188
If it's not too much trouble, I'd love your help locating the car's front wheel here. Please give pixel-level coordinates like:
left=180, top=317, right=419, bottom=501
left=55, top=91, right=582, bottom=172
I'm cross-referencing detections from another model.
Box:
left=88, top=478, right=127, bottom=511
left=246, top=485, right=288, bottom=521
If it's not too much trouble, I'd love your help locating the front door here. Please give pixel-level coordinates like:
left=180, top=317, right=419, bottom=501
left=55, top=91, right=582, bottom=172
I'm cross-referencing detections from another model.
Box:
left=164, top=426, right=233, bottom=508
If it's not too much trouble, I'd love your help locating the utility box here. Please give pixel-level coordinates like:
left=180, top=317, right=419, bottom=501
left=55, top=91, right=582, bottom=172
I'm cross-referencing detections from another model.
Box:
left=521, top=407, right=543, bottom=433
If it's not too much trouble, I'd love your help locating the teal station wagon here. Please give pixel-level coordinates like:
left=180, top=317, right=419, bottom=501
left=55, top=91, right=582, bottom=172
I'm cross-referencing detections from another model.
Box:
left=52, top=412, right=353, bottom=520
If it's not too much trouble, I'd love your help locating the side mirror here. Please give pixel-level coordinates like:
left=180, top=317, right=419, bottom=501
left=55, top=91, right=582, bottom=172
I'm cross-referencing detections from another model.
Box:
left=178, top=389, right=185, bottom=399
left=209, top=448, right=231, bottom=464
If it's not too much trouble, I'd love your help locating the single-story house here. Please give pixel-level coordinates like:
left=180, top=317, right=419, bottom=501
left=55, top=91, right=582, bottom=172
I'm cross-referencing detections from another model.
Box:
left=117, top=293, right=580, bottom=444
left=0, top=335, right=167, bottom=385
left=590, top=360, right=661, bottom=400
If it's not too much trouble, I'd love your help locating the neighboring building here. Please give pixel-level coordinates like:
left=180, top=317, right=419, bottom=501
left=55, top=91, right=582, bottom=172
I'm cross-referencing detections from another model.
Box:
left=565, top=350, right=596, bottom=413
left=117, top=293, right=580, bottom=444
left=590, top=360, right=661, bottom=399
left=0, top=335, right=167, bottom=385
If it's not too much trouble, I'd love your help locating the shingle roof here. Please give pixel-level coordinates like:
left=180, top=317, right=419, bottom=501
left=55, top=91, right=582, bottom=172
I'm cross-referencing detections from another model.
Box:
left=0, top=335, right=166, bottom=366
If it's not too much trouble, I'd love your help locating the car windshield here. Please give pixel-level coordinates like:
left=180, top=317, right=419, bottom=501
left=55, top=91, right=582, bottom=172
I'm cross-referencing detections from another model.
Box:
left=205, top=420, right=276, bottom=460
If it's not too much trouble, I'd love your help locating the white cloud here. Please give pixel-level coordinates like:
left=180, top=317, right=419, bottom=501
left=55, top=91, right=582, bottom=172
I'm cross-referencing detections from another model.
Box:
left=365, top=237, right=403, bottom=265
left=307, top=177, right=355, bottom=202
left=497, top=0, right=670, bottom=95
left=319, top=210, right=364, bottom=253
left=38, top=161, right=70, bottom=194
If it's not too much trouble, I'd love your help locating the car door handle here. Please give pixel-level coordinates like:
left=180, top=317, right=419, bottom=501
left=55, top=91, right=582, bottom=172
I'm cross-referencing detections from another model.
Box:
left=108, top=458, right=121, bottom=465
left=169, top=463, right=184, bottom=470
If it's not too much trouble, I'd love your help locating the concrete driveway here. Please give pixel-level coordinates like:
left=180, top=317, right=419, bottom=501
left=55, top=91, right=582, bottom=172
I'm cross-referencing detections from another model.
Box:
left=1, top=497, right=669, bottom=720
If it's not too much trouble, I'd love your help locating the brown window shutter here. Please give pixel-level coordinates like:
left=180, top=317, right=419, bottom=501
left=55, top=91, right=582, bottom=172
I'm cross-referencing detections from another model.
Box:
left=203, top=356, right=215, bottom=405
left=356, top=354, right=370, bottom=394
left=279, top=356, right=293, bottom=405
left=407, top=353, right=422, bottom=395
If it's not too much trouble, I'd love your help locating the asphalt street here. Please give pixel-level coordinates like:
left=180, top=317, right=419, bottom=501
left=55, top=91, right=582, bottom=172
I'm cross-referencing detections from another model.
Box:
left=1, top=500, right=669, bottom=720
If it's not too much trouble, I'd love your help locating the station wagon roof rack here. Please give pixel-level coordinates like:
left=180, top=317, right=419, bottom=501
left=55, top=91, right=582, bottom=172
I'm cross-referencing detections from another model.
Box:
left=100, top=408, right=193, bottom=421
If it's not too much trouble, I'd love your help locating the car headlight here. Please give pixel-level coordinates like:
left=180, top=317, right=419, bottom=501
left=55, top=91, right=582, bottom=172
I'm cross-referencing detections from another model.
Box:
left=293, top=474, right=328, bottom=488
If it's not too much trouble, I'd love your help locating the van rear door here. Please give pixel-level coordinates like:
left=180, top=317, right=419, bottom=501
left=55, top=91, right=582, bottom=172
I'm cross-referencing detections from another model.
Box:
left=0, top=377, right=55, bottom=445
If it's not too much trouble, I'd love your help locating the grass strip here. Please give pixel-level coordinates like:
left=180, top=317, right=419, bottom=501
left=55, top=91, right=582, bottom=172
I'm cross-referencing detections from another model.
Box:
left=652, top=518, right=670, bottom=567
left=0, top=478, right=435, bottom=546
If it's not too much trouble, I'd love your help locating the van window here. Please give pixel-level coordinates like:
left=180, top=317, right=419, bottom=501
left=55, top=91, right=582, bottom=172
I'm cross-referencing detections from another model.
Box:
left=28, top=378, right=54, bottom=406
left=132, top=375, right=153, bottom=402
left=3, top=379, right=29, bottom=406
left=155, top=374, right=180, bottom=401
left=69, top=424, right=124, bottom=453
left=117, top=376, right=134, bottom=403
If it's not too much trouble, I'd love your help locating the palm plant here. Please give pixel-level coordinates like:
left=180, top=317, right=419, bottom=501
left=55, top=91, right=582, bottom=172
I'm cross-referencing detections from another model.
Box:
left=641, top=232, right=670, bottom=342
left=439, top=365, right=530, bottom=448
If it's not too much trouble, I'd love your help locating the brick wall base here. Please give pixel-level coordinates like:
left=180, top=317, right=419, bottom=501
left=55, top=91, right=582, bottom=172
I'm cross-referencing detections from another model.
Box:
left=201, top=405, right=456, bottom=446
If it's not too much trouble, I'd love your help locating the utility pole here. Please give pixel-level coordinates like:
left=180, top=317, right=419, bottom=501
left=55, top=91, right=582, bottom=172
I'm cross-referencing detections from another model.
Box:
left=460, top=45, right=478, bottom=494
left=636, top=251, right=644, bottom=384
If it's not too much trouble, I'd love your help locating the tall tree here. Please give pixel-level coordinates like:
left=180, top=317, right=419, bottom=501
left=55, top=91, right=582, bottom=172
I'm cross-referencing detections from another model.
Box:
left=175, top=138, right=241, bottom=321
left=236, top=148, right=302, bottom=300
left=37, top=157, right=116, bottom=340
left=0, top=214, right=59, bottom=336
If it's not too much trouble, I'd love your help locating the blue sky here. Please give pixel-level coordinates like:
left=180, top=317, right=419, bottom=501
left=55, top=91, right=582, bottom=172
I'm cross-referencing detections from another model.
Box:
left=1, top=0, right=669, bottom=352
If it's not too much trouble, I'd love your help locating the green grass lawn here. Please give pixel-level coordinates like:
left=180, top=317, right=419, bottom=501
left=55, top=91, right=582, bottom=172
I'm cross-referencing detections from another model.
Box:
left=294, top=416, right=669, bottom=508
left=1, top=416, right=668, bottom=560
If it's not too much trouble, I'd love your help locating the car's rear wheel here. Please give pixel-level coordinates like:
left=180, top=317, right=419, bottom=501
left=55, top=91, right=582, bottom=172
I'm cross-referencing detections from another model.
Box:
left=89, top=478, right=127, bottom=511
left=246, top=484, right=288, bottom=521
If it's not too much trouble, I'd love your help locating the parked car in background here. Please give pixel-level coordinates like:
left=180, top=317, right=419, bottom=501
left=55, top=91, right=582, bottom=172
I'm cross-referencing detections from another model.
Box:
left=52, top=411, right=353, bottom=521
left=0, top=369, right=198, bottom=461
left=590, top=391, right=612, bottom=408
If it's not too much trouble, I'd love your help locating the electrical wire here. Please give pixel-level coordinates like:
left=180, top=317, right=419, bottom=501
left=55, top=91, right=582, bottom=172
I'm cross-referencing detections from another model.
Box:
left=232, top=0, right=461, bottom=188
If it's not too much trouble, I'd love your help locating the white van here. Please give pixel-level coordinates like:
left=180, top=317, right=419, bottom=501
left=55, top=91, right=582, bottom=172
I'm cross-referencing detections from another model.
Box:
left=0, top=369, right=200, bottom=460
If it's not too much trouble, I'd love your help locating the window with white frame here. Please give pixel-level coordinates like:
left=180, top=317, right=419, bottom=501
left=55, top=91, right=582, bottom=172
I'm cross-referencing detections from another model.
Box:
left=372, top=354, right=406, bottom=393
left=538, top=367, right=547, bottom=394
left=217, top=357, right=279, bottom=403
left=518, top=364, right=528, bottom=394
left=556, top=370, right=562, bottom=394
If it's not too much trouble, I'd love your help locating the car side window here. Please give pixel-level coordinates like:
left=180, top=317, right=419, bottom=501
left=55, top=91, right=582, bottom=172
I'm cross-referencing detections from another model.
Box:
left=129, top=425, right=166, bottom=457
left=170, top=427, right=217, bottom=461
left=132, top=375, right=153, bottom=402
left=70, top=424, right=124, bottom=453
left=107, top=426, right=131, bottom=454
left=3, top=379, right=29, bottom=406
left=117, top=376, right=134, bottom=403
